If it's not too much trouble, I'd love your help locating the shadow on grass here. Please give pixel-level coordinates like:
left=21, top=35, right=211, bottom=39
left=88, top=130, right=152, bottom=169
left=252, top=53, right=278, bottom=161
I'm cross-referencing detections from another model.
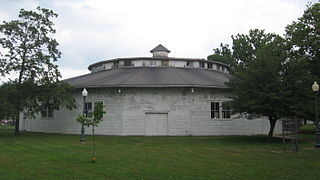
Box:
left=0, top=125, right=15, bottom=137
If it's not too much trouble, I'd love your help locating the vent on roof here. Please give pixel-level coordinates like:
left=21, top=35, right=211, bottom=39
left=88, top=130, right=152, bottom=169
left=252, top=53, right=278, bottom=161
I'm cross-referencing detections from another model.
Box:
left=150, top=44, right=170, bottom=58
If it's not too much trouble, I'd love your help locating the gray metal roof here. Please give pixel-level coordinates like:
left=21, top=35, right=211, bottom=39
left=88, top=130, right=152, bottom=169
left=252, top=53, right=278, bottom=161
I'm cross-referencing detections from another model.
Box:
left=150, top=44, right=171, bottom=53
left=64, top=67, right=229, bottom=88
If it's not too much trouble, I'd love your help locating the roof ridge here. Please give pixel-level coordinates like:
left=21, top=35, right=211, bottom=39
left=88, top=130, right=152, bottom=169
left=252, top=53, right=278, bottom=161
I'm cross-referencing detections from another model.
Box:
left=150, top=44, right=171, bottom=53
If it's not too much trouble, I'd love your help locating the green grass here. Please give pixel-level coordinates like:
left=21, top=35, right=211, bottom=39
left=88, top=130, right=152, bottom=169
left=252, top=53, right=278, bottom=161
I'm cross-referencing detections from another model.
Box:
left=0, top=129, right=320, bottom=180
left=300, top=124, right=316, bottom=134
left=0, top=125, right=14, bottom=136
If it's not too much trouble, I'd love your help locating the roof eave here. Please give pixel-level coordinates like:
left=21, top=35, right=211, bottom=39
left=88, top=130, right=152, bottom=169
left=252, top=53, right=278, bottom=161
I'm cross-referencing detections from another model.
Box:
left=70, top=84, right=229, bottom=89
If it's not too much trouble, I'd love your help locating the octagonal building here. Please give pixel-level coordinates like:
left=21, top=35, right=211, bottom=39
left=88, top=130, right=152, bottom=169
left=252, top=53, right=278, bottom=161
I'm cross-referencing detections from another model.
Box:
left=20, top=45, right=281, bottom=136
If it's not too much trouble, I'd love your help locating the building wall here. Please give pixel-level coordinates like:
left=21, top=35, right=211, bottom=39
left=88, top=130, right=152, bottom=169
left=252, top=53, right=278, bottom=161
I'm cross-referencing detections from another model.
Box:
left=169, top=60, right=186, bottom=67
left=105, top=62, right=113, bottom=69
left=20, top=88, right=282, bottom=136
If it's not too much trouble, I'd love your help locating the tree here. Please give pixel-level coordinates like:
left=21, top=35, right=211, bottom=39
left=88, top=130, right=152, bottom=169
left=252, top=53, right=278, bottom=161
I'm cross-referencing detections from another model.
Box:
left=76, top=102, right=105, bottom=163
left=0, top=82, right=18, bottom=120
left=207, top=43, right=233, bottom=64
left=228, top=29, right=289, bottom=138
left=226, top=28, right=314, bottom=137
left=285, top=2, right=320, bottom=122
left=285, top=3, right=320, bottom=79
left=0, top=7, right=75, bottom=135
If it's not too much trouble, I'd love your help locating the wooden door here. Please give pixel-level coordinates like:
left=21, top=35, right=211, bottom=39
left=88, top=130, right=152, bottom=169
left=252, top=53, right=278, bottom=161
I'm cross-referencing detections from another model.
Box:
left=145, top=113, right=168, bottom=136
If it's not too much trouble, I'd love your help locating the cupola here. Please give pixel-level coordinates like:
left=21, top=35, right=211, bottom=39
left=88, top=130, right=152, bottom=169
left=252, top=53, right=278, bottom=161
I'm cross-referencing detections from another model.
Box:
left=150, top=44, right=170, bottom=58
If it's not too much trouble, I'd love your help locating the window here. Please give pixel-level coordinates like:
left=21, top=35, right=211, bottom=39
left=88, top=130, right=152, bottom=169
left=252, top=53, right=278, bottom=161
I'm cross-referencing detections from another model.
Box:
left=124, top=60, right=132, bottom=66
left=222, top=102, right=232, bottom=119
left=84, top=101, right=104, bottom=117
left=41, top=103, right=53, bottom=118
left=186, top=61, right=193, bottom=67
left=211, top=102, right=232, bottom=119
left=114, top=61, right=119, bottom=68
left=84, top=102, right=93, bottom=117
left=162, top=60, right=169, bottom=66
left=208, top=62, right=213, bottom=69
left=211, top=102, right=220, bottom=119
left=149, top=61, right=158, bottom=66
left=199, top=61, right=205, bottom=68
left=217, top=65, right=221, bottom=71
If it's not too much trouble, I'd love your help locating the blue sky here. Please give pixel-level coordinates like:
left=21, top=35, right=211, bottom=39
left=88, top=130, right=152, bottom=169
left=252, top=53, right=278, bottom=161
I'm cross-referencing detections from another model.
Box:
left=0, top=0, right=317, bottom=80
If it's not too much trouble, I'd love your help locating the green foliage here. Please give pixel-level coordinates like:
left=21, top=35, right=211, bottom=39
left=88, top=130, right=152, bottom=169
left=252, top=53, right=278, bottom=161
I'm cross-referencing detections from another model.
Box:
left=300, top=124, right=315, bottom=134
left=76, top=102, right=105, bottom=127
left=76, top=102, right=105, bottom=162
left=20, top=81, right=76, bottom=119
left=280, top=58, right=313, bottom=119
left=76, top=115, right=91, bottom=127
left=286, top=3, right=320, bottom=78
left=228, top=29, right=287, bottom=117
left=208, top=2, right=320, bottom=136
left=92, top=102, right=105, bottom=126
left=222, top=29, right=310, bottom=137
left=0, top=7, right=61, bottom=83
left=207, top=43, right=233, bottom=64
left=0, top=82, right=18, bottom=119
left=284, top=2, right=320, bottom=121
left=0, top=7, right=76, bottom=134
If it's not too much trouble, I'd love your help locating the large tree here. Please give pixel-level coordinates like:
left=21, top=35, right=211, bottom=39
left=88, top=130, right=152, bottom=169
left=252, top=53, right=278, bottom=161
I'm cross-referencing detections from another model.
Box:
left=219, top=28, right=312, bottom=138
left=228, top=29, right=289, bottom=138
left=285, top=3, right=320, bottom=122
left=286, top=3, right=320, bottom=79
left=0, top=7, right=75, bottom=135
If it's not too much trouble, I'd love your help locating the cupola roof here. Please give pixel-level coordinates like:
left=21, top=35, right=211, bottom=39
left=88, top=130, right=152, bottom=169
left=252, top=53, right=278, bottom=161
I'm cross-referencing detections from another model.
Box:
left=150, top=44, right=171, bottom=53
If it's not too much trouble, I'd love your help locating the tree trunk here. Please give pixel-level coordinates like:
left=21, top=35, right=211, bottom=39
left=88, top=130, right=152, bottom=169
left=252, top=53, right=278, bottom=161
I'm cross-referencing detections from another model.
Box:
left=268, top=117, right=277, bottom=138
left=93, top=125, right=96, bottom=158
left=15, top=41, right=27, bottom=136
left=14, top=114, right=20, bottom=135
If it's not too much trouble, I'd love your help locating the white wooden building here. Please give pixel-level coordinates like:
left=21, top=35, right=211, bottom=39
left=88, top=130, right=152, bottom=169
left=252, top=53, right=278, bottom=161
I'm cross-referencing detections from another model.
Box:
left=20, top=45, right=281, bottom=136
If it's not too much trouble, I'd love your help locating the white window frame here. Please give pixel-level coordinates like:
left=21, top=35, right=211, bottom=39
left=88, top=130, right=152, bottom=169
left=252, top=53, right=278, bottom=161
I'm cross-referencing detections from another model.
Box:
left=210, top=101, right=232, bottom=119
left=40, top=103, right=54, bottom=119
left=84, top=101, right=104, bottom=117
left=211, top=102, right=220, bottom=119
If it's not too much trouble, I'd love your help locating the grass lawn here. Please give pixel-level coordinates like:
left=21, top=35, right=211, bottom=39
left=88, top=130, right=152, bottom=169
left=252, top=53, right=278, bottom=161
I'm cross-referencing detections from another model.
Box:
left=0, top=127, right=320, bottom=180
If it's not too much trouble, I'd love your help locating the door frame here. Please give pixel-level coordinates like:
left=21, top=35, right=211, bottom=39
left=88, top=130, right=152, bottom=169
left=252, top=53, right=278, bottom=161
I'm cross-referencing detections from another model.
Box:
left=145, top=111, right=169, bottom=136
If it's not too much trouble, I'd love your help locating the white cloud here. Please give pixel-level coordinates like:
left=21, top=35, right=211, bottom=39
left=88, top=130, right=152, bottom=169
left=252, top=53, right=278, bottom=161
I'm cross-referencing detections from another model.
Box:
left=0, top=0, right=317, bottom=80
left=59, top=67, right=90, bottom=80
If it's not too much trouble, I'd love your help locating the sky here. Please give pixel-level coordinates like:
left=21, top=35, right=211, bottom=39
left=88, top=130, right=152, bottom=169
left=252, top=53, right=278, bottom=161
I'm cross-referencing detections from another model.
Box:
left=0, top=0, right=318, bottom=81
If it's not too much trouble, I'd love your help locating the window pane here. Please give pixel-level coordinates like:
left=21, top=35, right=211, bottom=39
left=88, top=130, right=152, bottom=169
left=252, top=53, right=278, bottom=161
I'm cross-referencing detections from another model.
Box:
left=211, top=111, right=219, bottom=119
left=211, top=102, right=220, bottom=119
left=214, top=111, right=219, bottom=118
left=48, top=110, right=53, bottom=118
left=41, top=111, right=47, bottom=118
left=124, top=60, right=132, bottom=66
left=214, top=102, right=219, bottom=111
left=85, top=102, right=92, bottom=110
left=226, top=111, right=230, bottom=118
left=222, top=102, right=232, bottom=119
